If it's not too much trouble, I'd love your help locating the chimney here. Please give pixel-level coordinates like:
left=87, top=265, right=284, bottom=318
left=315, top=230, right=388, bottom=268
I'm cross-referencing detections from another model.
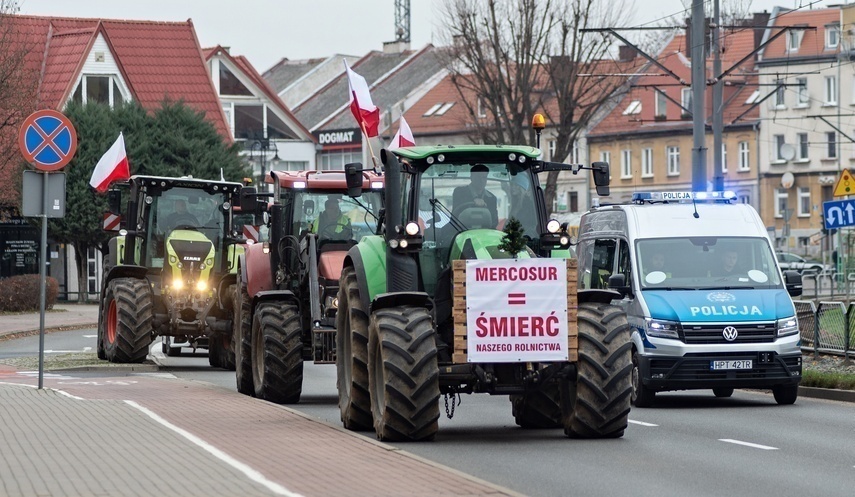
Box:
left=383, top=40, right=410, bottom=53
left=753, top=11, right=771, bottom=50
left=618, top=45, right=637, bottom=62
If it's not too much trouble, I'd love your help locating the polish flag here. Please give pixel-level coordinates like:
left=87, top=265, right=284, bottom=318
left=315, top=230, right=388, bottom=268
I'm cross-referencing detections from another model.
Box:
left=344, top=61, right=380, bottom=137
left=388, top=116, right=416, bottom=150
left=89, top=133, right=130, bottom=193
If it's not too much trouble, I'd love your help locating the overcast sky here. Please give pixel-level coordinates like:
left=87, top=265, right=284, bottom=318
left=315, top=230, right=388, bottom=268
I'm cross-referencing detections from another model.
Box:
left=18, top=0, right=832, bottom=74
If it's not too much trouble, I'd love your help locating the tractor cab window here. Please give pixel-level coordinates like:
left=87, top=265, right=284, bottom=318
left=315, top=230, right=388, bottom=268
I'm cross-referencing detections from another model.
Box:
left=415, top=161, right=540, bottom=294
left=146, top=187, right=228, bottom=268
left=294, top=191, right=382, bottom=243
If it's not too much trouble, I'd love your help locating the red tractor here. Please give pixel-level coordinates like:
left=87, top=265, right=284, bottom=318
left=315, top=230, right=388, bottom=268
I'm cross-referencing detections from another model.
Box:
left=235, top=170, right=384, bottom=402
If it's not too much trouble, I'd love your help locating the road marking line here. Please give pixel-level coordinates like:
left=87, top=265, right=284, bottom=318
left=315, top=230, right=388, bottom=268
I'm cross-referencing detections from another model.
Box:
left=124, top=400, right=303, bottom=497
left=628, top=420, right=658, bottom=427
left=82, top=335, right=97, bottom=338
left=44, top=350, right=88, bottom=354
left=719, top=439, right=778, bottom=450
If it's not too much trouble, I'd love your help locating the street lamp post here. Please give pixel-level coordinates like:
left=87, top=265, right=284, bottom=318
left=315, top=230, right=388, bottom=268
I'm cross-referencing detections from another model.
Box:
left=249, top=138, right=280, bottom=189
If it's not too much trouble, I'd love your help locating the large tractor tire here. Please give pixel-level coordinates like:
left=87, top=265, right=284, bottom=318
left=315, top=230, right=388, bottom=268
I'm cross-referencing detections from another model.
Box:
left=335, top=266, right=373, bottom=431
left=251, top=302, right=303, bottom=404
left=368, top=305, right=440, bottom=442
left=96, top=297, right=107, bottom=360
left=234, top=279, right=254, bottom=395
left=631, top=349, right=656, bottom=407
left=511, top=383, right=562, bottom=429
left=208, top=334, right=224, bottom=368
left=102, top=278, right=154, bottom=364
left=562, top=302, right=632, bottom=439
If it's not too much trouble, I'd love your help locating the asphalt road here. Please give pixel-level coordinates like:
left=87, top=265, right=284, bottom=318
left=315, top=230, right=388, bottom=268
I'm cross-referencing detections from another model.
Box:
left=4, top=329, right=855, bottom=497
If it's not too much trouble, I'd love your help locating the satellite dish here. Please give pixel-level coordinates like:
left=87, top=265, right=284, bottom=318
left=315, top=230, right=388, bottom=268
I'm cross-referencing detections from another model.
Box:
left=781, top=171, right=795, bottom=189
left=779, top=143, right=796, bottom=161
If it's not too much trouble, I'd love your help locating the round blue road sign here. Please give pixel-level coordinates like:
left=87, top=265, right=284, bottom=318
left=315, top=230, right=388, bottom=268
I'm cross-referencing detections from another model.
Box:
left=18, top=109, right=77, bottom=171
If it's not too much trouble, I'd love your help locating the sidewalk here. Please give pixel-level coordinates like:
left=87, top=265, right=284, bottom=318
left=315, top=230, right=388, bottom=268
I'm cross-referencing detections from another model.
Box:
left=0, top=303, right=99, bottom=338
left=0, top=367, right=521, bottom=497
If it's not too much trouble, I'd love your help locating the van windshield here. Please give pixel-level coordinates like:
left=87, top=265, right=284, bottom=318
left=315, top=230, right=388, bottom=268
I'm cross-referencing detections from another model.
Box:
left=636, top=237, right=782, bottom=289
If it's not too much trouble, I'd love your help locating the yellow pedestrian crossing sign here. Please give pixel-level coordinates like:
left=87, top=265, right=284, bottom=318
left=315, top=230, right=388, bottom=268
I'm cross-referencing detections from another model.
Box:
left=834, top=169, right=855, bottom=197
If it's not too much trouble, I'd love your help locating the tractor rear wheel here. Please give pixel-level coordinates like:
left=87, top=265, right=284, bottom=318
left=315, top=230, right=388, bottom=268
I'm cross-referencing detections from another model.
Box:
left=335, top=266, right=373, bottom=431
left=103, top=278, right=153, bottom=364
left=562, top=302, right=632, bottom=439
left=511, top=383, right=562, bottom=429
left=234, top=278, right=254, bottom=395
left=368, top=305, right=440, bottom=441
left=96, top=297, right=107, bottom=360
left=252, top=302, right=303, bottom=404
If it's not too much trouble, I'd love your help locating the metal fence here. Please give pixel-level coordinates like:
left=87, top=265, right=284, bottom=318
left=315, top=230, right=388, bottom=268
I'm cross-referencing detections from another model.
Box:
left=793, top=299, right=854, bottom=360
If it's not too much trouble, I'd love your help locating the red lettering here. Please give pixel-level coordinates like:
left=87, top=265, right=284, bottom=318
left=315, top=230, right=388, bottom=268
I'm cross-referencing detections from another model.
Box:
left=498, top=267, right=507, bottom=280
left=546, top=314, right=560, bottom=336
left=549, top=267, right=557, bottom=280
left=476, top=314, right=488, bottom=337
left=475, top=268, right=489, bottom=281
left=532, top=316, right=544, bottom=336
left=489, top=317, right=507, bottom=337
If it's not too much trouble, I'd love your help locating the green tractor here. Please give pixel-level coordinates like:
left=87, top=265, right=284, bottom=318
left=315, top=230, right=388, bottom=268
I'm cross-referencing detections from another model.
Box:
left=337, top=143, right=632, bottom=441
left=97, top=176, right=246, bottom=364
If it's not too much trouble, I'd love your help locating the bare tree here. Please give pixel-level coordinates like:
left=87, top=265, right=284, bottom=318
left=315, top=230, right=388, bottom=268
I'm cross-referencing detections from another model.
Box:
left=0, top=0, right=40, bottom=211
left=439, top=0, right=636, bottom=211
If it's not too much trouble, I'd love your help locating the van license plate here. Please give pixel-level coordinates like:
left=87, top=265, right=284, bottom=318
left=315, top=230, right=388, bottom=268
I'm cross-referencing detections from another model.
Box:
left=710, top=360, right=753, bottom=370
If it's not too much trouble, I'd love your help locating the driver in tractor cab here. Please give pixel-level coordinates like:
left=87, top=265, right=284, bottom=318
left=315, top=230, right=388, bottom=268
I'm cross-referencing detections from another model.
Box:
left=164, top=198, right=199, bottom=231
left=310, top=197, right=352, bottom=240
left=452, top=164, right=498, bottom=228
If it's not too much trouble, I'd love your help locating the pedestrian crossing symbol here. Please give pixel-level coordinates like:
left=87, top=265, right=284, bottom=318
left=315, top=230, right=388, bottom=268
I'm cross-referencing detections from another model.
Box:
left=833, top=169, right=855, bottom=197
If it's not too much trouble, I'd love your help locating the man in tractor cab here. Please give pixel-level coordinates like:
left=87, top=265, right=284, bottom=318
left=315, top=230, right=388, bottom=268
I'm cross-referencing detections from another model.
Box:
left=452, top=164, right=498, bottom=228
left=310, top=197, right=353, bottom=240
left=164, top=198, right=199, bottom=231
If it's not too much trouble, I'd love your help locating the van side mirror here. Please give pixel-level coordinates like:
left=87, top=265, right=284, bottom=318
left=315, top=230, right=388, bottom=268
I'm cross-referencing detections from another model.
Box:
left=591, top=162, right=610, bottom=197
left=107, top=189, right=122, bottom=215
left=345, top=162, right=364, bottom=198
left=783, top=270, right=802, bottom=297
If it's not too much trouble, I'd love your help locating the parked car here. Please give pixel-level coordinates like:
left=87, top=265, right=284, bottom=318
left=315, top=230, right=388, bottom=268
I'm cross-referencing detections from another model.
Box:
left=776, top=252, right=830, bottom=274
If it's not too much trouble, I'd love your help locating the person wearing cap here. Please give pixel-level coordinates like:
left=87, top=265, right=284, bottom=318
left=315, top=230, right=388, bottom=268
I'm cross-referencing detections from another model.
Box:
left=311, top=197, right=352, bottom=239
left=452, top=164, right=498, bottom=228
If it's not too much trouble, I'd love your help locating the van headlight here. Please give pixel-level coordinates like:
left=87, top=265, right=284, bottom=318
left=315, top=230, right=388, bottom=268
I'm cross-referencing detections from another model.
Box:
left=776, top=316, right=799, bottom=337
left=644, top=318, right=680, bottom=339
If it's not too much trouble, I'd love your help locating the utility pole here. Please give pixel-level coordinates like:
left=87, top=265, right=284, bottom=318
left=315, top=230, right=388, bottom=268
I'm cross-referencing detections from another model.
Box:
left=691, top=0, right=707, bottom=192
left=712, top=0, right=724, bottom=191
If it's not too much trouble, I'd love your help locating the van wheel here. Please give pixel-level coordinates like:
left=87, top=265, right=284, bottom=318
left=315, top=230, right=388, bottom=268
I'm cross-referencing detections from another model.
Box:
left=713, top=387, right=734, bottom=398
left=772, top=384, right=798, bottom=405
left=631, top=349, right=656, bottom=407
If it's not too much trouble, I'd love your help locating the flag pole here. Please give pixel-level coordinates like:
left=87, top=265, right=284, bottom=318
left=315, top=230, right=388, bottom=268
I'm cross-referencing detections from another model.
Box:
left=359, top=119, right=380, bottom=171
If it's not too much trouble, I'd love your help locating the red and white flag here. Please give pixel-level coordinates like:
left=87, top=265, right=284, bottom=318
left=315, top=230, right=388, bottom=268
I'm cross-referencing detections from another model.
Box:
left=344, top=61, right=380, bottom=137
left=89, top=132, right=130, bottom=193
left=388, top=116, right=415, bottom=150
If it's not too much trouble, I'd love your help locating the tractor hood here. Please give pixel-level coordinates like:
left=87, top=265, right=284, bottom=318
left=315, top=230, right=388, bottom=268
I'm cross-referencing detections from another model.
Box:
left=165, top=229, right=216, bottom=284
left=448, top=229, right=533, bottom=261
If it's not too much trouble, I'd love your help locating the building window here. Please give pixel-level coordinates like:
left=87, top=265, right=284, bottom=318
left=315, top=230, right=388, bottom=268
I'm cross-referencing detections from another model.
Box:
left=569, top=191, right=578, bottom=212
left=681, top=88, right=691, bottom=113
left=233, top=104, right=264, bottom=140
left=219, top=63, right=253, bottom=96
left=621, top=149, right=632, bottom=178
left=788, top=30, right=802, bottom=51
left=477, top=98, right=487, bottom=118
left=667, top=146, right=680, bottom=175
left=738, top=141, right=750, bottom=171
left=641, top=148, right=653, bottom=177
left=571, top=141, right=580, bottom=164
left=825, top=76, right=837, bottom=105
left=277, top=161, right=309, bottom=172
left=655, top=90, right=666, bottom=118
left=737, top=193, right=751, bottom=204
left=774, top=79, right=785, bottom=107
left=721, top=144, right=727, bottom=173
left=319, top=148, right=360, bottom=170
left=775, top=189, right=788, bottom=218
left=796, top=78, right=808, bottom=105
left=70, top=75, right=125, bottom=107
left=826, top=24, right=840, bottom=49
left=827, top=132, right=837, bottom=159
left=745, top=90, right=760, bottom=105
left=798, top=187, right=811, bottom=217
left=600, top=150, right=610, bottom=166
left=623, top=100, right=641, bottom=115
left=548, top=140, right=557, bottom=161
left=797, top=133, right=809, bottom=160
left=774, top=135, right=786, bottom=161
left=87, top=247, right=98, bottom=295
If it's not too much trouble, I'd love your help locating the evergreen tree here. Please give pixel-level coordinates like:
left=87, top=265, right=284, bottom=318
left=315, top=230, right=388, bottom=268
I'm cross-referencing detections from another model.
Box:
left=48, top=100, right=247, bottom=301
left=497, top=218, right=528, bottom=257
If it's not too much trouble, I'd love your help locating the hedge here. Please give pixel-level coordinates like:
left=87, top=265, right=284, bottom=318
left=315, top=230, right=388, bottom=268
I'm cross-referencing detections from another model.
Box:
left=0, top=274, right=59, bottom=312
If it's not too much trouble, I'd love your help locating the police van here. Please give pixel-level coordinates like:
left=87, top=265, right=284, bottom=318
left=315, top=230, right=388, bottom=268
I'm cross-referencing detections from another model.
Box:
left=575, top=191, right=803, bottom=407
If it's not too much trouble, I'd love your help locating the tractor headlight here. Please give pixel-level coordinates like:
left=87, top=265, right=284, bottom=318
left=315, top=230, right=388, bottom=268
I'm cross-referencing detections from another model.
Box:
left=199, top=263, right=206, bottom=270
left=559, top=236, right=569, bottom=246
left=546, top=219, right=561, bottom=233
left=173, top=279, right=184, bottom=290
left=177, top=262, right=184, bottom=269
left=399, top=239, right=409, bottom=249
left=777, top=316, right=799, bottom=337
left=389, top=239, right=399, bottom=248
left=196, top=280, right=208, bottom=292
left=644, top=318, right=679, bottom=339
left=405, top=222, right=420, bottom=236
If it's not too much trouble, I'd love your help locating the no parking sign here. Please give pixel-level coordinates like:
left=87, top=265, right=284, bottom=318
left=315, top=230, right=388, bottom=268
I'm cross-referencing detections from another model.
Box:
left=18, top=109, right=77, bottom=171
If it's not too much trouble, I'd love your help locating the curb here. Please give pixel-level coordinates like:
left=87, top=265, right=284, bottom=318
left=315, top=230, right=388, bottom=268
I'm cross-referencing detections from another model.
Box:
left=51, top=364, right=160, bottom=373
left=0, top=322, right=99, bottom=341
left=798, top=386, right=855, bottom=403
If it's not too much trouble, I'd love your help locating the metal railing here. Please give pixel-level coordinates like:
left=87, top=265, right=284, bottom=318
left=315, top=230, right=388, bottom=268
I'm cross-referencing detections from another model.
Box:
left=793, top=299, right=853, bottom=361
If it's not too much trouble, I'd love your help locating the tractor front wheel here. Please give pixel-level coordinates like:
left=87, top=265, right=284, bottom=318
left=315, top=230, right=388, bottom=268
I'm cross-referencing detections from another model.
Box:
left=251, top=302, right=303, bottom=404
left=103, top=278, right=153, bottom=364
left=234, top=278, right=254, bottom=395
left=368, top=305, right=440, bottom=442
left=562, top=302, right=632, bottom=439
left=335, top=266, right=373, bottom=431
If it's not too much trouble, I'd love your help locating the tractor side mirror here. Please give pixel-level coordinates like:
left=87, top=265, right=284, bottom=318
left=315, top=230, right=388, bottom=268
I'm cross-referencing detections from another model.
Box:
left=591, top=161, right=610, bottom=197
left=344, top=162, right=364, bottom=198
left=107, top=189, right=122, bottom=215
left=239, top=186, right=260, bottom=212
left=607, top=273, right=630, bottom=297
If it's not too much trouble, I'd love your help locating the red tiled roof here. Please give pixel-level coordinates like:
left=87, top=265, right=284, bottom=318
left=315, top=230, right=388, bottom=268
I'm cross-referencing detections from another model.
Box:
left=398, top=74, right=475, bottom=138
left=590, top=29, right=759, bottom=138
left=762, top=8, right=840, bottom=59
left=8, top=15, right=229, bottom=137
